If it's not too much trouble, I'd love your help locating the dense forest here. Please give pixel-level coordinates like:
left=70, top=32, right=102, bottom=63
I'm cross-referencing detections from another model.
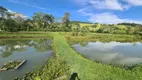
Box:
left=0, top=6, right=142, bottom=35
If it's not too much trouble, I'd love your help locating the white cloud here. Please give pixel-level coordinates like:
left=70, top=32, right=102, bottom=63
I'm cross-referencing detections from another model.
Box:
left=72, top=0, right=90, bottom=6
left=8, top=0, right=49, bottom=10
left=7, top=9, right=15, bottom=13
left=124, top=0, right=142, bottom=6
left=73, top=0, right=142, bottom=11
left=73, top=0, right=130, bottom=11
left=88, top=12, right=142, bottom=24
left=77, top=8, right=93, bottom=16
left=31, top=5, right=48, bottom=10
left=77, top=1, right=142, bottom=24
left=88, top=0, right=126, bottom=11
left=89, top=12, right=123, bottom=24
left=8, top=0, right=27, bottom=5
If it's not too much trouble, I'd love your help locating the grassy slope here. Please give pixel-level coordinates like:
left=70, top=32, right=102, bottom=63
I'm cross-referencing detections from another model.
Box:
left=52, top=32, right=142, bottom=80
left=80, top=23, right=94, bottom=27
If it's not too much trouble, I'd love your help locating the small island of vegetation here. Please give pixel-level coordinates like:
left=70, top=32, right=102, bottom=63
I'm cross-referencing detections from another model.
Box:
left=0, top=60, right=26, bottom=71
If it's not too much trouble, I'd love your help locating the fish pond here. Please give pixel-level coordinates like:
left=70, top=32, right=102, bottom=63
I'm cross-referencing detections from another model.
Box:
left=72, top=41, right=142, bottom=66
left=0, top=39, right=52, bottom=80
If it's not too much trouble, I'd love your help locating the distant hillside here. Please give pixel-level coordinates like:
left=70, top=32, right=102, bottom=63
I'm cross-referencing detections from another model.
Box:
left=118, top=23, right=142, bottom=27
left=71, top=21, right=93, bottom=24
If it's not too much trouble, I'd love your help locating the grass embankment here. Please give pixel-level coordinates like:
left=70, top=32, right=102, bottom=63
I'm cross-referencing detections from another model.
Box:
left=52, top=33, right=142, bottom=80
left=66, top=33, right=142, bottom=44
left=0, top=32, right=50, bottom=39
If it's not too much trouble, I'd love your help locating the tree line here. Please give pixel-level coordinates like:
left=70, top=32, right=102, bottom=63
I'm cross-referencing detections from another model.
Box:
left=0, top=6, right=72, bottom=32
left=0, top=6, right=142, bottom=35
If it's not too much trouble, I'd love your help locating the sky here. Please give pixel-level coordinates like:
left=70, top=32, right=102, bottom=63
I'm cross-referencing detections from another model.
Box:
left=1, top=0, right=142, bottom=24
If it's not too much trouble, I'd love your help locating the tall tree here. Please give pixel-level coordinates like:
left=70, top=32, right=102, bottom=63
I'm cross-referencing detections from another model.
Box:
left=24, top=19, right=33, bottom=31
left=32, top=12, right=46, bottom=30
left=43, top=14, right=54, bottom=23
left=62, top=12, right=71, bottom=31
left=32, top=12, right=55, bottom=31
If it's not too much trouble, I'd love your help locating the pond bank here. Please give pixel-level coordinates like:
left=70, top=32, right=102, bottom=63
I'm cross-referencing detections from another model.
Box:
left=0, top=32, right=51, bottom=39
left=66, top=33, right=142, bottom=44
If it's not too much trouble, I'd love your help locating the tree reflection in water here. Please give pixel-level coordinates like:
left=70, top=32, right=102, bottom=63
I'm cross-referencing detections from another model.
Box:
left=79, top=42, right=88, bottom=47
left=0, top=39, right=52, bottom=58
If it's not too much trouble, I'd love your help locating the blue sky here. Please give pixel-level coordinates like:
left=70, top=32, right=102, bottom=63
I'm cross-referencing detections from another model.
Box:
left=1, top=0, right=142, bottom=24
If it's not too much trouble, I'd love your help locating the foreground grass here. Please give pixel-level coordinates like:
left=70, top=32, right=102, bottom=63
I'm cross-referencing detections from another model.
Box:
left=52, top=32, right=142, bottom=80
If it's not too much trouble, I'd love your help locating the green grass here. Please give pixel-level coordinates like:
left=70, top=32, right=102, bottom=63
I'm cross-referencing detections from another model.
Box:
left=79, top=23, right=94, bottom=27
left=52, top=32, right=142, bottom=80
left=0, top=32, right=51, bottom=39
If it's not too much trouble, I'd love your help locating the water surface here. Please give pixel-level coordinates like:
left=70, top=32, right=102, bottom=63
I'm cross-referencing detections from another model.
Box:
left=72, top=42, right=142, bottom=66
left=0, top=39, right=52, bottom=80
